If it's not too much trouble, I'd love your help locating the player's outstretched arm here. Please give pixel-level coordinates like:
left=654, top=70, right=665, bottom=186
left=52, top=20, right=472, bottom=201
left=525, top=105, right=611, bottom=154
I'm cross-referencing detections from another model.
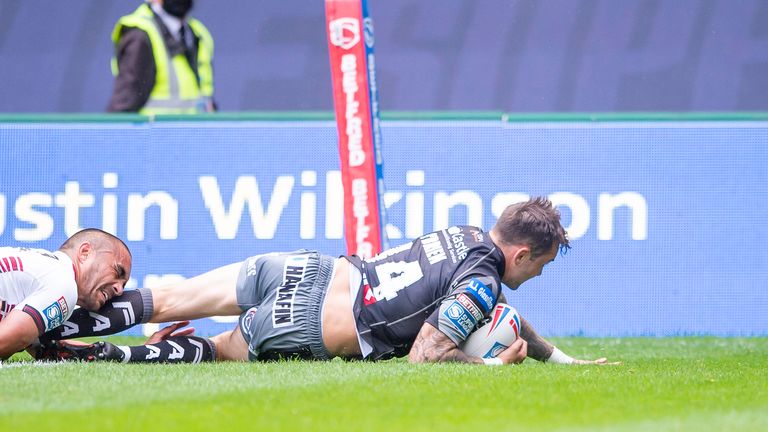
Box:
left=518, top=315, right=556, bottom=361
left=0, top=310, right=41, bottom=359
left=408, top=322, right=527, bottom=365
left=520, top=316, right=620, bottom=365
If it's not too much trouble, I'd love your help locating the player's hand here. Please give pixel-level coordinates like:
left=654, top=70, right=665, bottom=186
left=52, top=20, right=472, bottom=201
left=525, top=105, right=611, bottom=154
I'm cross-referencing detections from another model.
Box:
left=144, top=321, right=195, bottom=345
left=572, top=357, right=622, bottom=365
left=497, top=337, right=528, bottom=365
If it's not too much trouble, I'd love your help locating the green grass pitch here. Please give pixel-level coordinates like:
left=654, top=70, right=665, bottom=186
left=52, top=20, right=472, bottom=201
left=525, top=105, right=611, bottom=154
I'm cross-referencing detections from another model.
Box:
left=2, top=337, right=766, bottom=431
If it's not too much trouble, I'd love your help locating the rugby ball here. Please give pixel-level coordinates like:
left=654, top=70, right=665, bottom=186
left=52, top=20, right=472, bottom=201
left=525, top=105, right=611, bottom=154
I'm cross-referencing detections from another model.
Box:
left=460, top=303, right=521, bottom=358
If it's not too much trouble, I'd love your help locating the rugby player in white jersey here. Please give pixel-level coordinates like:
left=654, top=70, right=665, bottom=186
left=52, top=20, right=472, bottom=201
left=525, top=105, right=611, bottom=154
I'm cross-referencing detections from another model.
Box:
left=0, top=229, right=131, bottom=359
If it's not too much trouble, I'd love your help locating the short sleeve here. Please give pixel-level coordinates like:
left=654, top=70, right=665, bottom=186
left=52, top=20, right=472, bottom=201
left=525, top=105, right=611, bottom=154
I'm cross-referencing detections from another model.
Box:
left=425, top=275, right=500, bottom=346
left=15, top=259, right=77, bottom=335
left=17, top=289, right=75, bottom=334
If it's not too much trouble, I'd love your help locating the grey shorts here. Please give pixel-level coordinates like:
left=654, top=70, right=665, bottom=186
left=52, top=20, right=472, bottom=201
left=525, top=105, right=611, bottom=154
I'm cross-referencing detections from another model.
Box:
left=236, top=250, right=335, bottom=361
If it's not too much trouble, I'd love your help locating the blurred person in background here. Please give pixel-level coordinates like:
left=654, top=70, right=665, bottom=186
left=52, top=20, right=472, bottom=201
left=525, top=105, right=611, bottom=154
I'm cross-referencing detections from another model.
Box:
left=107, top=0, right=216, bottom=114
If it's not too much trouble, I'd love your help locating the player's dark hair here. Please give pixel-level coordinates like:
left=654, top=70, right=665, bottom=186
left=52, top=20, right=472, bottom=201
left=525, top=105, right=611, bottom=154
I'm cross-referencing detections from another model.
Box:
left=59, top=228, right=132, bottom=258
left=491, top=197, right=570, bottom=258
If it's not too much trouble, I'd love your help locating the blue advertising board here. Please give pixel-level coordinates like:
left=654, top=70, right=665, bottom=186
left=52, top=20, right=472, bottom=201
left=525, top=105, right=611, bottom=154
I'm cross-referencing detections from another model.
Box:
left=1, top=117, right=766, bottom=336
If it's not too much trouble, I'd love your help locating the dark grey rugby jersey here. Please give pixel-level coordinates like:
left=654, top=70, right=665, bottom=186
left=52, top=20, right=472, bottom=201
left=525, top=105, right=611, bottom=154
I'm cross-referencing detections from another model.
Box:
left=346, top=226, right=506, bottom=360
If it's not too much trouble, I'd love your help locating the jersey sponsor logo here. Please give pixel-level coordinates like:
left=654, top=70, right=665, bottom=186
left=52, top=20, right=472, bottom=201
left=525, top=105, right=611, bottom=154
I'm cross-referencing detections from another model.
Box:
left=446, top=226, right=469, bottom=261
left=466, top=278, right=495, bottom=313
left=272, top=255, right=309, bottom=328
left=328, top=17, right=360, bottom=50
left=469, top=229, right=484, bottom=242
left=420, top=232, right=447, bottom=265
left=0, top=256, right=24, bottom=273
left=442, top=299, right=478, bottom=338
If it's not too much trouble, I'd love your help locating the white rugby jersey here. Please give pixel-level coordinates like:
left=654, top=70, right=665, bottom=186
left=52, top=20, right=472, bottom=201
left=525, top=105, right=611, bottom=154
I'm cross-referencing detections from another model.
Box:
left=0, top=247, right=77, bottom=334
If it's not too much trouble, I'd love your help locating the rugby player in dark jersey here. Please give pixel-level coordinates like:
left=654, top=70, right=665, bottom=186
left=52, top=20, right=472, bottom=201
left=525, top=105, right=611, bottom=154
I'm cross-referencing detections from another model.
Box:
left=40, top=197, right=615, bottom=366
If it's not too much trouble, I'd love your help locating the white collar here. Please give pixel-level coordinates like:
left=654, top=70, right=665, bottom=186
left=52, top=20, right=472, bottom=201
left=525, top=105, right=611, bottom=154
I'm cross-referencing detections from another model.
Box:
left=149, top=2, right=184, bottom=40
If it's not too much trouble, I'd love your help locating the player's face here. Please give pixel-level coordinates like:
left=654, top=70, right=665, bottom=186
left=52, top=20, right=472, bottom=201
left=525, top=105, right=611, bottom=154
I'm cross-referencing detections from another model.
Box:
left=78, top=242, right=132, bottom=311
left=506, top=244, right=558, bottom=289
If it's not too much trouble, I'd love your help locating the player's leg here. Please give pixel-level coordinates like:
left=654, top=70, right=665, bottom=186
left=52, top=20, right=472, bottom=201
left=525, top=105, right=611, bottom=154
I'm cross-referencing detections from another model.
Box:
left=150, top=262, right=242, bottom=322
left=47, top=315, right=251, bottom=363
left=40, top=288, right=153, bottom=342
left=41, top=259, right=247, bottom=341
left=110, top=325, right=250, bottom=363
left=37, top=333, right=218, bottom=364
left=210, top=325, right=249, bottom=361
left=112, top=310, right=251, bottom=363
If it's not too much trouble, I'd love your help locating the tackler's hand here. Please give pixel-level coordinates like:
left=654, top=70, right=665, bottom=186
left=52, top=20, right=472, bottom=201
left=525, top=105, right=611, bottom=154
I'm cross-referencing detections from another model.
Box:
left=144, top=321, right=195, bottom=345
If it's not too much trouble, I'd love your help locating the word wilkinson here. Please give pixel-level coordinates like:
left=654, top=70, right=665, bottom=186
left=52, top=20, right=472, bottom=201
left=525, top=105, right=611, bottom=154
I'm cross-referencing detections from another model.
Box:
left=0, top=171, right=647, bottom=242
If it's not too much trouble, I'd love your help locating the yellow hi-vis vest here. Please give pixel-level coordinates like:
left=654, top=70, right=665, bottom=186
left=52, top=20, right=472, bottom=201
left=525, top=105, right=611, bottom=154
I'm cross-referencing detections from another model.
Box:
left=111, top=3, right=214, bottom=115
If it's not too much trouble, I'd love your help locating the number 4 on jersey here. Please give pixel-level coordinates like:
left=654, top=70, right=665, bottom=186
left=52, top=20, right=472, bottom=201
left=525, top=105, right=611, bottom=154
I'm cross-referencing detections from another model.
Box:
left=370, top=261, right=423, bottom=301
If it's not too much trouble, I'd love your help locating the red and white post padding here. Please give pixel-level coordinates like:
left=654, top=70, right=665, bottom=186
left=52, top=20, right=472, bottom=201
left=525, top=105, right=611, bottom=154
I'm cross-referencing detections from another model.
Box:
left=325, top=0, right=387, bottom=258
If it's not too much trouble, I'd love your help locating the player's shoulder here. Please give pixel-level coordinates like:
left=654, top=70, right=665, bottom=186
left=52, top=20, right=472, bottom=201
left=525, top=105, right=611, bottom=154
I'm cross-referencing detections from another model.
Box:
left=445, top=226, right=491, bottom=247
left=0, top=247, right=60, bottom=271
left=11, top=247, right=69, bottom=267
left=16, top=249, right=76, bottom=287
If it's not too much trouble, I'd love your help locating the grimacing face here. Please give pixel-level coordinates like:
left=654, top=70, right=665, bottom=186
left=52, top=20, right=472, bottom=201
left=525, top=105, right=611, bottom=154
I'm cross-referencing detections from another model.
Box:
left=77, top=241, right=131, bottom=311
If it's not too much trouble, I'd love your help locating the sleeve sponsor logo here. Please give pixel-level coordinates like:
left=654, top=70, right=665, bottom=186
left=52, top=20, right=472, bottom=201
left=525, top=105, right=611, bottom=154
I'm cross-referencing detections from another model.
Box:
left=56, top=296, right=69, bottom=319
left=442, top=300, right=477, bottom=338
left=456, top=293, right=483, bottom=322
left=465, top=278, right=496, bottom=313
left=42, top=301, right=64, bottom=330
